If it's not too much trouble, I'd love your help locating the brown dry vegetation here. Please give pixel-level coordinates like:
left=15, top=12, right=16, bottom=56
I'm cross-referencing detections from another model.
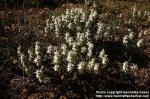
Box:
left=0, top=0, right=150, bottom=99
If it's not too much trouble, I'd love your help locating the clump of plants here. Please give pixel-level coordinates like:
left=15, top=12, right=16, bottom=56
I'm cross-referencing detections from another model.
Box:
left=16, top=3, right=150, bottom=98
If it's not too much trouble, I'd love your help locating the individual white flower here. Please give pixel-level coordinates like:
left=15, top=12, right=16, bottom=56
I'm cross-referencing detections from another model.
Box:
left=68, top=37, right=75, bottom=46
left=17, top=45, right=21, bottom=57
left=78, top=61, right=86, bottom=74
left=72, top=42, right=79, bottom=52
left=35, top=70, right=42, bottom=82
left=119, top=14, right=122, bottom=18
left=34, top=57, right=38, bottom=63
left=81, top=13, right=86, bottom=22
left=61, top=14, right=65, bottom=20
left=94, top=63, right=100, bottom=74
left=122, top=61, right=129, bottom=73
left=85, top=30, right=91, bottom=41
left=87, top=42, right=94, bottom=57
left=55, top=25, right=60, bottom=37
left=101, top=55, right=109, bottom=66
left=20, top=53, right=26, bottom=67
left=74, top=16, right=78, bottom=24
left=85, top=20, right=91, bottom=28
left=34, top=55, right=42, bottom=66
left=76, top=32, right=81, bottom=40
left=44, top=27, right=49, bottom=36
left=35, top=41, right=41, bottom=55
left=61, top=44, right=67, bottom=55
left=70, top=9, right=73, bottom=16
left=123, top=35, right=129, bottom=45
left=68, top=22, right=73, bottom=29
left=35, top=66, right=44, bottom=83
left=81, top=46, right=87, bottom=54
left=97, top=22, right=103, bottom=35
left=51, top=15, right=55, bottom=20
left=47, top=44, right=53, bottom=54
left=99, top=49, right=106, bottom=58
left=143, top=29, right=148, bottom=35
left=89, top=15, right=93, bottom=22
left=87, top=51, right=92, bottom=58
left=65, top=32, right=70, bottom=43
left=87, top=58, right=95, bottom=71
left=65, top=9, right=69, bottom=15
left=13, top=59, right=18, bottom=64
left=67, top=63, right=74, bottom=72
left=46, top=19, right=49, bottom=27
left=129, top=32, right=134, bottom=40
left=79, top=33, right=86, bottom=44
left=130, top=64, right=138, bottom=72
left=104, top=31, right=109, bottom=38
left=28, top=49, right=34, bottom=61
left=93, top=10, right=97, bottom=18
left=54, top=64, right=60, bottom=72
left=128, top=19, right=132, bottom=24
left=67, top=50, right=76, bottom=63
left=49, top=23, right=54, bottom=30
left=137, top=39, right=144, bottom=48
left=53, top=50, right=61, bottom=64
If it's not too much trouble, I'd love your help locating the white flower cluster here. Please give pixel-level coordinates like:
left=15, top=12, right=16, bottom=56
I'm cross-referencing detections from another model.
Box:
left=123, top=35, right=129, bottom=45
left=34, top=41, right=42, bottom=67
left=66, top=50, right=77, bottom=72
left=45, top=8, right=88, bottom=37
left=77, top=59, right=101, bottom=74
left=35, top=66, right=45, bottom=83
left=87, top=42, right=94, bottom=58
left=28, top=48, right=34, bottom=61
left=78, top=61, right=86, bottom=74
left=95, top=21, right=104, bottom=39
left=99, top=49, right=109, bottom=66
left=122, top=61, right=138, bottom=75
left=53, top=49, right=61, bottom=71
left=61, top=43, right=68, bottom=56
left=17, top=45, right=29, bottom=73
left=122, top=30, right=145, bottom=48
left=87, top=58, right=95, bottom=71
left=123, top=30, right=135, bottom=46
left=17, top=45, right=21, bottom=57
left=85, top=9, right=98, bottom=29
left=47, top=44, right=53, bottom=55
left=17, top=5, right=149, bottom=83
left=137, top=39, right=144, bottom=48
